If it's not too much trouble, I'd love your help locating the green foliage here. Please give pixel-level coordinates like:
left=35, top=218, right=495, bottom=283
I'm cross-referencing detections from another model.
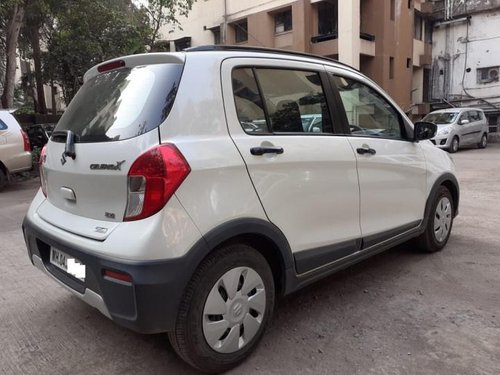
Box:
left=45, top=0, right=152, bottom=104
left=141, top=0, right=196, bottom=48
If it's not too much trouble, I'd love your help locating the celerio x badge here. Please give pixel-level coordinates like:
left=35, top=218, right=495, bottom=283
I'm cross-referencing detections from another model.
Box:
left=90, top=160, right=126, bottom=171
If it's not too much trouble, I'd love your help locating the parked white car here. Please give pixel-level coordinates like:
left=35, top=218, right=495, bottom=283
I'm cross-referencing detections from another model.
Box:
left=424, top=108, right=488, bottom=153
left=0, top=110, right=32, bottom=190
left=23, top=46, right=459, bottom=373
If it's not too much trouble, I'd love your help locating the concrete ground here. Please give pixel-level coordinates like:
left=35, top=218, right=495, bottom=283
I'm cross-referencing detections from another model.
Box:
left=1, top=145, right=499, bottom=375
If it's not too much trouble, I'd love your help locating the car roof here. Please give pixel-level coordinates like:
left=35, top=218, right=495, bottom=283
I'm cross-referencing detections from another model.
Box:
left=185, top=45, right=359, bottom=73
left=429, top=107, right=484, bottom=114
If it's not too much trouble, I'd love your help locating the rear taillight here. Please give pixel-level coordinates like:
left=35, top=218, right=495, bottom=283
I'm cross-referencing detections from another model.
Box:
left=124, top=144, right=190, bottom=221
left=39, top=145, right=48, bottom=197
left=21, top=129, right=30, bottom=152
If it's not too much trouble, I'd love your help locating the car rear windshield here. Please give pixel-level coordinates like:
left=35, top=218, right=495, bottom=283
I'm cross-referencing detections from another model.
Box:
left=423, top=112, right=458, bottom=124
left=54, top=63, right=183, bottom=143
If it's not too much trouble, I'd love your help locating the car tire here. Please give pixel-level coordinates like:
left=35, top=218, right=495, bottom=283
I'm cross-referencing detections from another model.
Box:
left=448, top=136, right=459, bottom=153
left=168, top=243, right=275, bottom=374
left=478, top=133, right=487, bottom=149
left=0, top=168, right=8, bottom=192
left=417, top=186, right=454, bottom=253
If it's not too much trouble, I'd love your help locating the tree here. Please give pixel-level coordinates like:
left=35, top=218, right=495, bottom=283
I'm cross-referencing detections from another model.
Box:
left=44, top=0, right=151, bottom=104
left=141, top=0, right=196, bottom=49
left=0, top=1, right=25, bottom=109
left=21, top=0, right=50, bottom=114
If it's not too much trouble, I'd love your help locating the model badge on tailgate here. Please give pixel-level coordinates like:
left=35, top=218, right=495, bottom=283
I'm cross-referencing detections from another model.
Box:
left=90, top=160, right=126, bottom=171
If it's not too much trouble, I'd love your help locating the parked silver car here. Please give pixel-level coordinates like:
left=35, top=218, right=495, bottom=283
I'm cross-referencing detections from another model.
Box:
left=424, top=108, right=488, bottom=153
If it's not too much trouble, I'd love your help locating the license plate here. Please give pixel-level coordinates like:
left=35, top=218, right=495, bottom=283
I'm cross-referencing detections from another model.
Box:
left=50, top=248, right=86, bottom=282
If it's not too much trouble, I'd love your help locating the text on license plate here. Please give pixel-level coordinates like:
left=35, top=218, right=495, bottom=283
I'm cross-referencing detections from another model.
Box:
left=50, top=248, right=86, bottom=282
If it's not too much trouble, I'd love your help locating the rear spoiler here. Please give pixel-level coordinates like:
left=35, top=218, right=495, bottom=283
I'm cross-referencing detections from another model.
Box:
left=83, top=52, right=186, bottom=83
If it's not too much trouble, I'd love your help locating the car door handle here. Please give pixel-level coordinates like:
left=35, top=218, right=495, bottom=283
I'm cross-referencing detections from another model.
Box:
left=356, top=147, right=376, bottom=155
left=250, top=146, right=284, bottom=156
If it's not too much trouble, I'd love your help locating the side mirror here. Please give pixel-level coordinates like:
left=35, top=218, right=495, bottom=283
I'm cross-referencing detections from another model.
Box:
left=459, top=119, right=470, bottom=125
left=414, top=121, right=437, bottom=142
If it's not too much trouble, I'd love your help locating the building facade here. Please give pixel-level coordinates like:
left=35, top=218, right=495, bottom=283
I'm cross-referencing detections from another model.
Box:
left=431, top=0, right=500, bottom=132
left=161, top=0, right=433, bottom=114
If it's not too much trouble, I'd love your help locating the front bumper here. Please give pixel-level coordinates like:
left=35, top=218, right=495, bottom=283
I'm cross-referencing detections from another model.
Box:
left=22, top=215, right=208, bottom=334
left=430, top=136, right=450, bottom=149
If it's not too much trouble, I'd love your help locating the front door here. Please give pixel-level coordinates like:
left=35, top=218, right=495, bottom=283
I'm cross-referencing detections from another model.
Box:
left=328, top=72, right=427, bottom=243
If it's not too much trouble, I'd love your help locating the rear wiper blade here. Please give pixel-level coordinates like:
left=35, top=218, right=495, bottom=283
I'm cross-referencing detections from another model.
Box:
left=52, top=130, right=76, bottom=160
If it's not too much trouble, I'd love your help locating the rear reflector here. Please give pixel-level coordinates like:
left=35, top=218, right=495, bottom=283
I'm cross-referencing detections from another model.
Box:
left=124, top=144, right=190, bottom=221
left=97, top=59, right=125, bottom=73
left=103, top=269, right=132, bottom=283
left=39, top=145, right=47, bottom=197
left=21, top=129, right=30, bottom=152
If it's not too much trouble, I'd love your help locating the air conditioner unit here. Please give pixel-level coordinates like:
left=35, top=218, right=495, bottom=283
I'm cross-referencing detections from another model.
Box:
left=488, top=68, right=499, bottom=81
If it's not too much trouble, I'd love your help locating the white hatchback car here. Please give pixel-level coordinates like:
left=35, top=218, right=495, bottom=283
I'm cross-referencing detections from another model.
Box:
left=23, top=46, right=459, bottom=373
left=0, top=110, right=32, bottom=190
left=424, top=108, right=489, bottom=153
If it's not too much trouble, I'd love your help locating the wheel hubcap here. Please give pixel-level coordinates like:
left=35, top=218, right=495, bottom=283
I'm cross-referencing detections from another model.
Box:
left=453, top=139, right=458, bottom=151
left=482, top=136, right=487, bottom=147
left=434, top=197, right=452, bottom=243
left=202, top=266, right=266, bottom=353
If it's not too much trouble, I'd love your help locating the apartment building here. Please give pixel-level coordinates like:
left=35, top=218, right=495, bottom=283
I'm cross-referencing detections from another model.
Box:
left=431, top=0, right=500, bottom=133
left=161, top=0, right=434, bottom=114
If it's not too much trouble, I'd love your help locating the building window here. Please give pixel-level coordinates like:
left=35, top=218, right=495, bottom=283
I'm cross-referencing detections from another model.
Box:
left=406, top=58, right=411, bottom=68
left=477, top=66, right=500, bottom=84
left=389, top=57, right=395, bottom=79
left=274, top=9, right=292, bottom=33
left=174, top=37, right=191, bottom=51
left=211, top=27, right=221, bottom=45
left=318, top=1, right=338, bottom=36
left=233, top=19, right=248, bottom=43
left=424, top=20, right=432, bottom=43
left=390, top=0, right=395, bottom=20
left=414, top=14, right=423, bottom=40
left=408, top=0, right=412, bottom=9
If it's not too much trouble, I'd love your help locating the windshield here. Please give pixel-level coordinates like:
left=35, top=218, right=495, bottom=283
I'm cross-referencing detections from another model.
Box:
left=54, top=64, right=183, bottom=143
left=423, top=112, right=458, bottom=124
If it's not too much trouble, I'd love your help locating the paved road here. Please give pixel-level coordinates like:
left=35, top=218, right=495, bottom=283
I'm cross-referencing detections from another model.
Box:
left=1, top=145, right=499, bottom=375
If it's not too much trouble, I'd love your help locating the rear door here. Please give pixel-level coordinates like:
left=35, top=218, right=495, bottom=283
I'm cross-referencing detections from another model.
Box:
left=327, top=70, right=427, bottom=243
left=40, top=55, right=184, bottom=237
left=222, top=58, right=361, bottom=273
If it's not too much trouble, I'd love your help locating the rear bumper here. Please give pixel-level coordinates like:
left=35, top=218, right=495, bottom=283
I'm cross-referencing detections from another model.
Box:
left=22, top=215, right=209, bottom=334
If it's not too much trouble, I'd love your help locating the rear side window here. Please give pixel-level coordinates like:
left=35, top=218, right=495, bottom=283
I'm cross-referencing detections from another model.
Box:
left=54, top=64, right=183, bottom=143
left=232, top=67, right=333, bottom=134
left=0, top=119, right=7, bottom=130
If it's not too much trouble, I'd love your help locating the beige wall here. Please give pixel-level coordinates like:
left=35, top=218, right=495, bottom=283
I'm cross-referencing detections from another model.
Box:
left=161, top=0, right=431, bottom=109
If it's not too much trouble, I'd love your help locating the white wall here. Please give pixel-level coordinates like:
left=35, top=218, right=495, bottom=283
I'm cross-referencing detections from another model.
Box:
left=432, top=9, right=500, bottom=104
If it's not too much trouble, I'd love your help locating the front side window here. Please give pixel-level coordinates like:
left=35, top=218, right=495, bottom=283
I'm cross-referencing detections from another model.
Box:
left=332, top=75, right=404, bottom=140
left=231, top=68, right=333, bottom=134
left=459, top=112, right=470, bottom=124
left=468, top=110, right=480, bottom=122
